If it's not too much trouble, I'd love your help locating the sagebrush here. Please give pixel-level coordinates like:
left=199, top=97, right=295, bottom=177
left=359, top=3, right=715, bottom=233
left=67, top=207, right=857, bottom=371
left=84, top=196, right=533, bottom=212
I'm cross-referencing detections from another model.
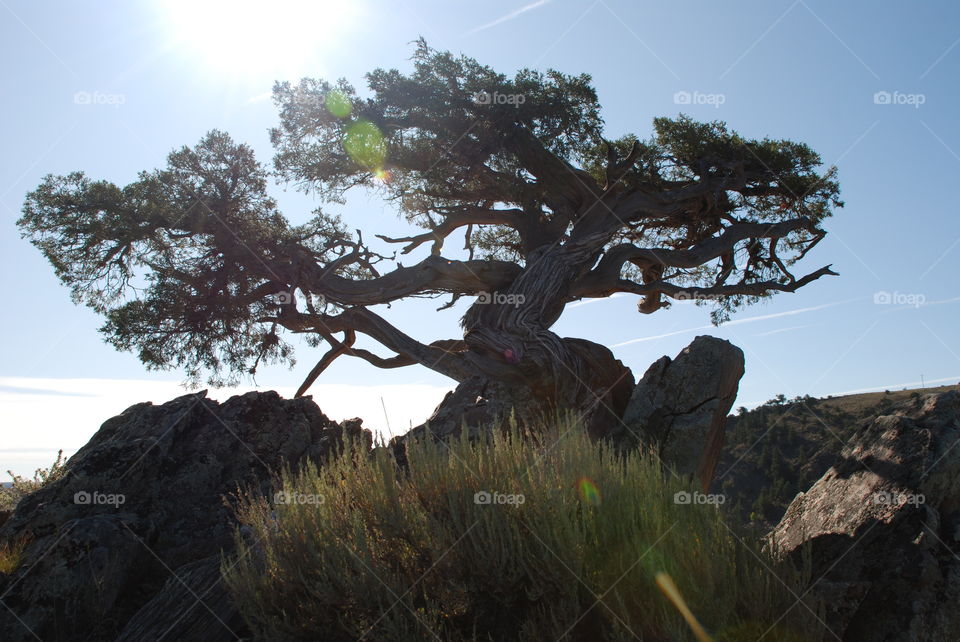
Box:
left=224, top=422, right=824, bottom=641
left=0, top=450, right=67, bottom=512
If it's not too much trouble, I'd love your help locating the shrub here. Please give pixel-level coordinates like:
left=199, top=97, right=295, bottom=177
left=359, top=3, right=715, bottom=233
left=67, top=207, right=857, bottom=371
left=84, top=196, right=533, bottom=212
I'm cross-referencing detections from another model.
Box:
left=224, top=421, right=824, bottom=641
left=0, top=450, right=68, bottom=512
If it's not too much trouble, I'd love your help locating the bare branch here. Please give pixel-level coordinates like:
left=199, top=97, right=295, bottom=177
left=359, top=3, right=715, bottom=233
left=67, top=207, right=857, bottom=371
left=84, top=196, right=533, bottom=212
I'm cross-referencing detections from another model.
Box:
left=375, top=207, right=522, bottom=255
left=302, top=254, right=522, bottom=306
left=572, top=265, right=839, bottom=313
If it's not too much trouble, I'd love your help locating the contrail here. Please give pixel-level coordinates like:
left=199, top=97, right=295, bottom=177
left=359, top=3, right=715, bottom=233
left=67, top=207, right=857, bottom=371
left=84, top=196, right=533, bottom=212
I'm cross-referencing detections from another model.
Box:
left=469, top=0, right=552, bottom=34
left=612, top=298, right=857, bottom=348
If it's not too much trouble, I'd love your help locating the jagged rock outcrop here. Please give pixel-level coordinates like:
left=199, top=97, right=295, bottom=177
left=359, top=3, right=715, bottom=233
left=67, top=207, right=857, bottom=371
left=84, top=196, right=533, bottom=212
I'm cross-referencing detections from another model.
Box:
left=0, top=390, right=370, bottom=642
left=614, top=335, right=745, bottom=490
left=769, top=391, right=960, bottom=641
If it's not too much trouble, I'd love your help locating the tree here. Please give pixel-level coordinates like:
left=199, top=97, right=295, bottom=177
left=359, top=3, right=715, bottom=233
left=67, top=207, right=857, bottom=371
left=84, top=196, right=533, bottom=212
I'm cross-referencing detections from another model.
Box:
left=18, top=42, right=841, bottom=435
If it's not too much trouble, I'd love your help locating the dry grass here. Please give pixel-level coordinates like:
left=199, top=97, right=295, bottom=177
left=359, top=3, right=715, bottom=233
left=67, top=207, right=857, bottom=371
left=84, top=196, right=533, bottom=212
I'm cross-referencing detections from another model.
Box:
left=0, top=536, right=29, bottom=575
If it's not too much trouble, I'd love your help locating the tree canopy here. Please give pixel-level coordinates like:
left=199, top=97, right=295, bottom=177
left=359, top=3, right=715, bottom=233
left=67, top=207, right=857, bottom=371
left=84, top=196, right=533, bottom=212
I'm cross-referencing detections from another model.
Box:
left=19, top=41, right=841, bottom=400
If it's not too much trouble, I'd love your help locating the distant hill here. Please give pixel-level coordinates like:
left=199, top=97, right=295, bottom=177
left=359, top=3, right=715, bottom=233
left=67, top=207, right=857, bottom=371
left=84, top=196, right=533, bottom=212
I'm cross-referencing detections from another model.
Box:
left=713, top=384, right=957, bottom=528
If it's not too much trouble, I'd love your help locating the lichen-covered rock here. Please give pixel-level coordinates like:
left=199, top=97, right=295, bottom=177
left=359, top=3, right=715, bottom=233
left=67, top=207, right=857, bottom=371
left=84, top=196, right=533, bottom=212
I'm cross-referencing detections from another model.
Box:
left=617, top=335, right=745, bottom=490
left=0, top=390, right=370, bottom=642
left=769, top=391, right=960, bottom=641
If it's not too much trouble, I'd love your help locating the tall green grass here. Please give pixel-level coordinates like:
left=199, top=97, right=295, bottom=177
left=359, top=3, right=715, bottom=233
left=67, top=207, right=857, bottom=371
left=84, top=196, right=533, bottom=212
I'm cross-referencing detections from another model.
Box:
left=224, top=420, right=823, bottom=641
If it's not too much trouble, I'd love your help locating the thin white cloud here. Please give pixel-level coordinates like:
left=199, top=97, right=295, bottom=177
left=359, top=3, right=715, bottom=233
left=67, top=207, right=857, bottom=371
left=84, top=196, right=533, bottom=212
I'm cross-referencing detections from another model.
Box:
left=469, top=0, right=552, bottom=34
left=246, top=91, right=273, bottom=103
left=611, top=298, right=856, bottom=348
left=0, top=377, right=450, bottom=476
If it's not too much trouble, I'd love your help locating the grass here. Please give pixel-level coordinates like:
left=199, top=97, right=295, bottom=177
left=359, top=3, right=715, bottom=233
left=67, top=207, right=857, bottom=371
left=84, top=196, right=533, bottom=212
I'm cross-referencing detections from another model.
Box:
left=224, top=418, right=824, bottom=641
left=0, top=536, right=29, bottom=575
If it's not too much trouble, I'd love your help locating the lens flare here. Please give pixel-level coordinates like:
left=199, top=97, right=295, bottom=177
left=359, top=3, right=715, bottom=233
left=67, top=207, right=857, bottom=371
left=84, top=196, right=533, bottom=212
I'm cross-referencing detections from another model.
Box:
left=655, top=572, right=713, bottom=642
left=577, top=477, right=602, bottom=506
left=343, top=121, right=386, bottom=171
left=326, top=90, right=352, bottom=118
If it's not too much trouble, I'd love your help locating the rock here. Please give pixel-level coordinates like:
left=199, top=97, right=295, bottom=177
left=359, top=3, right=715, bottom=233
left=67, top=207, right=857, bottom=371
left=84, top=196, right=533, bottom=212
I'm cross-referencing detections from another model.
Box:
left=392, top=340, right=634, bottom=460
left=616, top=335, right=745, bottom=490
left=768, top=391, right=960, bottom=641
left=0, top=390, right=370, bottom=642
left=115, top=555, right=244, bottom=641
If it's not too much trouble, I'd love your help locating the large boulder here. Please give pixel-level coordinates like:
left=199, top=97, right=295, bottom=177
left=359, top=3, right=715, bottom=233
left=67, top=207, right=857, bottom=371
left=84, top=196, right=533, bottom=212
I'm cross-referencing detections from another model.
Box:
left=392, top=339, right=635, bottom=459
left=0, top=390, right=370, bottom=642
left=615, top=335, right=745, bottom=490
left=768, top=391, right=960, bottom=641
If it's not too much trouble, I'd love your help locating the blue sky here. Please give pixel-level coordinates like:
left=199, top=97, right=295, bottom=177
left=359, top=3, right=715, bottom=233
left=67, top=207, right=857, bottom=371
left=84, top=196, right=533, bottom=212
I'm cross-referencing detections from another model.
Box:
left=2, top=0, right=958, bottom=475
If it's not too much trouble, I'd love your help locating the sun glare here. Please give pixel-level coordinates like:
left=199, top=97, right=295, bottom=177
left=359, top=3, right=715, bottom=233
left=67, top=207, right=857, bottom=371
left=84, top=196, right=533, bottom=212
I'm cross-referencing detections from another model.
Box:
left=157, top=0, right=355, bottom=78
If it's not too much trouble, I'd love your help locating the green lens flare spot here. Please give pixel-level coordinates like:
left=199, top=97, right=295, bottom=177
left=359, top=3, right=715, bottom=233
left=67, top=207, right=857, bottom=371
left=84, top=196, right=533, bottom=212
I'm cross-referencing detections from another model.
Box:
left=325, top=91, right=352, bottom=118
left=343, top=120, right=386, bottom=171
left=577, top=477, right=602, bottom=506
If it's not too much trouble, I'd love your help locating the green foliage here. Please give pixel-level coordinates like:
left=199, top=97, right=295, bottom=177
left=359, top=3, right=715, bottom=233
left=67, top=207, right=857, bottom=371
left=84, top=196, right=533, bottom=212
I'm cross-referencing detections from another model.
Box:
left=0, top=450, right=68, bottom=512
left=18, top=131, right=356, bottom=386
left=224, top=421, right=824, bottom=641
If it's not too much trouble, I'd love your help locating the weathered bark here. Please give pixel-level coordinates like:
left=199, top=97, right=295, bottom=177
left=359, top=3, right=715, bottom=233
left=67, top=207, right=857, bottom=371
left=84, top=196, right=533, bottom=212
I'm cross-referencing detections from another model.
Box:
left=459, top=231, right=616, bottom=400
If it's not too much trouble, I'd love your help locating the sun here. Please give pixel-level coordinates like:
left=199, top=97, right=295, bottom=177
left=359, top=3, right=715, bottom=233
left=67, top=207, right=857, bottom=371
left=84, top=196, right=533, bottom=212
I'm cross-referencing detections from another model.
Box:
left=156, top=0, right=357, bottom=79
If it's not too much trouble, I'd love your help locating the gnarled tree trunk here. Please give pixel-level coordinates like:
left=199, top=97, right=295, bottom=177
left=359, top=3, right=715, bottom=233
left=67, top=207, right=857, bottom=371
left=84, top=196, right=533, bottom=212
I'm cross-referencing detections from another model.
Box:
left=395, top=235, right=636, bottom=456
